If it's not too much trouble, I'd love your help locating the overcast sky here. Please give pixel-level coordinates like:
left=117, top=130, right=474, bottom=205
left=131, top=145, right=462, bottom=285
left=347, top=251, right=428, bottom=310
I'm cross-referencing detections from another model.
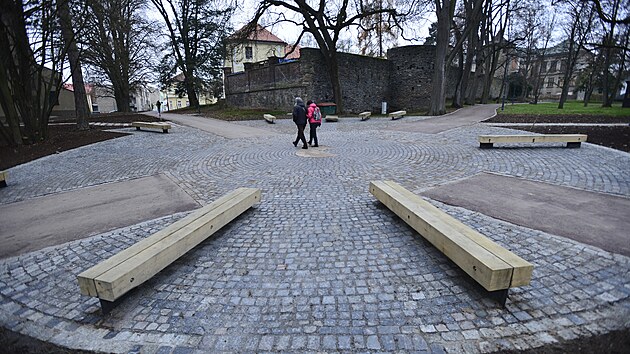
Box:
left=229, top=0, right=434, bottom=52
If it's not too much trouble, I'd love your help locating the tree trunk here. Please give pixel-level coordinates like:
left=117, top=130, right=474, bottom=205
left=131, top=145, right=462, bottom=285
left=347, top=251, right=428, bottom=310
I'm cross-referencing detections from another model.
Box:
left=0, top=66, right=23, bottom=146
left=113, top=83, right=130, bottom=112
left=57, top=0, right=90, bottom=130
left=185, top=75, right=199, bottom=108
left=327, top=51, right=343, bottom=113
left=452, top=30, right=464, bottom=108
left=429, top=0, right=452, bottom=116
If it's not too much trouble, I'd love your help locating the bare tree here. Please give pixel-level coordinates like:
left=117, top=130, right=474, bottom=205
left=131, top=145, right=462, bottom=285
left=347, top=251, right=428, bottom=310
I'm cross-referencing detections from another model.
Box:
left=451, top=0, right=486, bottom=108
left=357, top=0, right=399, bottom=57
left=555, top=0, right=595, bottom=108
left=0, top=0, right=66, bottom=146
left=249, top=0, right=412, bottom=113
left=80, top=0, right=157, bottom=112
left=150, top=0, right=233, bottom=108
left=429, top=0, right=484, bottom=115
left=57, top=0, right=90, bottom=129
left=591, top=0, right=629, bottom=106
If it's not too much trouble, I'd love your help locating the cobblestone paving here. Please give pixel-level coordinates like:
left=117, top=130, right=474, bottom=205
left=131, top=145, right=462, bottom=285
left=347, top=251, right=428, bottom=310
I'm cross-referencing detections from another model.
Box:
left=1, top=111, right=629, bottom=353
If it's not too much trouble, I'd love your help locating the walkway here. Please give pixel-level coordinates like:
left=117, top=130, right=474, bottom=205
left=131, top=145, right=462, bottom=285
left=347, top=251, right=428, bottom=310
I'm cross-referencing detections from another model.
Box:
left=0, top=105, right=629, bottom=353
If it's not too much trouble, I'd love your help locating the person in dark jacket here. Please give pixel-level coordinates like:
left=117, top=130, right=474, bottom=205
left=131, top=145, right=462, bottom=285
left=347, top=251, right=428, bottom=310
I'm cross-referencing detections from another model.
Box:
left=292, top=97, right=308, bottom=149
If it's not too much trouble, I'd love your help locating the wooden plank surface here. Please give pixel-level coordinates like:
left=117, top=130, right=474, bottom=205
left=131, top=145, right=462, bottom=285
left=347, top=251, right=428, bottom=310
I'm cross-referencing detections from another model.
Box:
left=370, top=181, right=520, bottom=291
left=359, top=112, right=371, bottom=120
left=263, top=114, right=276, bottom=123
left=389, top=110, right=406, bottom=119
left=384, top=181, right=532, bottom=287
left=78, top=188, right=260, bottom=301
left=131, top=122, right=171, bottom=130
left=479, top=134, right=587, bottom=144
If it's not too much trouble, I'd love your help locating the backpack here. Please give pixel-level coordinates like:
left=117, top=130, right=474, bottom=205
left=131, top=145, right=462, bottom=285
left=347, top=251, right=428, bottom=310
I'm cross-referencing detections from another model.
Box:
left=313, top=106, right=322, bottom=122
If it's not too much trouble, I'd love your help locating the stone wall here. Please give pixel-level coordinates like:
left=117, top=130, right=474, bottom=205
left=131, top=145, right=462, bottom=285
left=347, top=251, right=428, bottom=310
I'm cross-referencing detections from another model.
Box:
left=225, top=45, right=471, bottom=113
left=301, top=48, right=391, bottom=113
left=225, top=61, right=306, bottom=110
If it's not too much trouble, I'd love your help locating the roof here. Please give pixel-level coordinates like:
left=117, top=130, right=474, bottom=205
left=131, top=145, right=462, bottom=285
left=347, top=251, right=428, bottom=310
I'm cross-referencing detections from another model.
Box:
left=230, top=24, right=287, bottom=44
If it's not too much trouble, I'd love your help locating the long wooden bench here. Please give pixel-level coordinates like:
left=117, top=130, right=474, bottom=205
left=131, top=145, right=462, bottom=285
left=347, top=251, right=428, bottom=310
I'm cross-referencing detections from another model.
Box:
left=131, top=121, right=171, bottom=133
left=370, top=180, right=533, bottom=306
left=325, top=115, right=339, bottom=122
left=0, top=170, right=7, bottom=188
left=389, top=110, right=406, bottom=120
left=479, top=134, right=587, bottom=148
left=359, top=111, right=371, bottom=121
left=78, top=187, right=261, bottom=313
left=263, top=114, right=276, bottom=123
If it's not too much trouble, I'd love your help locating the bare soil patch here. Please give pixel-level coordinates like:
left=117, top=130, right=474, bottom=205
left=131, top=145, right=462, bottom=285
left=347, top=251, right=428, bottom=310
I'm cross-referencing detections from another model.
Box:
left=484, top=114, right=630, bottom=152
left=0, top=113, right=162, bottom=170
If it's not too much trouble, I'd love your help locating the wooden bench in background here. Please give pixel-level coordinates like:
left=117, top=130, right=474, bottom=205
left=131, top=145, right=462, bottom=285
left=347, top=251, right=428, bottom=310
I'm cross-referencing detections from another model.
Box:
left=359, top=111, right=371, bottom=121
left=370, top=180, right=533, bottom=306
left=78, top=187, right=261, bottom=313
left=0, top=171, right=7, bottom=188
left=388, top=110, right=406, bottom=120
left=325, top=115, right=339, bottom=122
left=479, top=134, right=587, bottom=148
left=132, top=121, right=171, bottom=133
left=263, top=114, right=276, bottom=124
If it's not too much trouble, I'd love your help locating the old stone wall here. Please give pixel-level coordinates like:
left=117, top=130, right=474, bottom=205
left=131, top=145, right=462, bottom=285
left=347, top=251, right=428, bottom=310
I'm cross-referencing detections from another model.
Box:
left=283, top=48, right=390, bottom=113
left=225, top=61, right=306, bottom=110
left=225, top=45, right=471, bottom=113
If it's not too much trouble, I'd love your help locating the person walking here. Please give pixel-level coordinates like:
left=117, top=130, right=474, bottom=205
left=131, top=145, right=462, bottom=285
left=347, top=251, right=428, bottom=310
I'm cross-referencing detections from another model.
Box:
left=292, top=97, right=308, bottom=149
left=156, top=100, right=162, bottom=118
left=306, top=100, right=321, bottom=147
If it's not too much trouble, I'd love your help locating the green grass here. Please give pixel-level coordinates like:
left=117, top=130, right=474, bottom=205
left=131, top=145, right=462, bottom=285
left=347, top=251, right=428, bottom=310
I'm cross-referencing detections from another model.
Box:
left=498, top=101, right=629, bottom=116
left=169, top=101, right=287, bottom=121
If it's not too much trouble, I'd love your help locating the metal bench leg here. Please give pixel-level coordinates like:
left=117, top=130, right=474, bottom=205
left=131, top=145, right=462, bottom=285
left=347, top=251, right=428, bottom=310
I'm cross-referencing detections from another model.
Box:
left=135, top=127, right=141, bottom=131
left=162, top=129, right=168, bottom=133
left=0, top=180, right=6, bottom=188
left=488, top=289, right=509, bottom=307
left=566, top=142, right=581, bottom=148
left=480, top=142, right=494, bottom=149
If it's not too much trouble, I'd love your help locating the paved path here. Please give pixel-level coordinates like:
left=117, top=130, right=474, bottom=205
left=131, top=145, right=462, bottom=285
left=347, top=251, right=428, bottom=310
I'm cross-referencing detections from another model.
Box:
left=150, top=112, right=278, bottom=139
left=0, top=174, right=199, bottom=259
left=1, top=105, right=629, bottom=353
left=387, top=104, right=500, bottom=133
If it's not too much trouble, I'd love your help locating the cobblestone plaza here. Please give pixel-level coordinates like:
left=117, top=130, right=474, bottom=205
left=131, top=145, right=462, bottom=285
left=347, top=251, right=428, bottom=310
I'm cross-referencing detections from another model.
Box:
left=1, top=106, right=629, bottom=353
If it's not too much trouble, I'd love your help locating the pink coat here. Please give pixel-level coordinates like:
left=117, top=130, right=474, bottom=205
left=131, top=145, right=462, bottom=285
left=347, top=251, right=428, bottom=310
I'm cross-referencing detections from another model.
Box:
left=307, top=103, right=319, bottom=124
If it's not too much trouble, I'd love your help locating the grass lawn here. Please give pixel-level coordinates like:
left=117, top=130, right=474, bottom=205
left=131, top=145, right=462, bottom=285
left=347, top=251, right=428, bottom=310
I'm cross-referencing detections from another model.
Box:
left=498, top=101, right=629, bottom=116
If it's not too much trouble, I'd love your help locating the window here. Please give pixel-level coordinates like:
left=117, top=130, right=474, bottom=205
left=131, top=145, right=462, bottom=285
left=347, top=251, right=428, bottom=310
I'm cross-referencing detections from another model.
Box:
left=177, top=100, right=182, bottom=108
left=245, top=46, right=253, bottom=59
left=547, top=77, right=554, bottom=88
left=550, top=61, right=557, bottom=72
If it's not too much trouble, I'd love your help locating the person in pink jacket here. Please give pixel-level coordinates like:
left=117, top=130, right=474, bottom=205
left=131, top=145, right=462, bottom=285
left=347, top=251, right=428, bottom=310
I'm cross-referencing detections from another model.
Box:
left=306, top=100, right=321, bottom=147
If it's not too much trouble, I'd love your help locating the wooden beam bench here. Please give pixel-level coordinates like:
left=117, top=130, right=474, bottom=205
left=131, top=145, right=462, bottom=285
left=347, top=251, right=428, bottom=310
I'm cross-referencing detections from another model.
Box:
left=0, top=171, right=7, bottom=188
left=325, top=115, right=339, bottom=122
left=131, top=121, right=171, bottom=133
left=369, top=180, right=533, bottom=306
left=78, top=187, right=261, bottom=313
left=479, top=134, right=587, bottom=148
left=359, top=111, right=371, bottom=121
left=388, top=110, right=406, bottom=120
left=263, top=114, right=276, bottom=123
